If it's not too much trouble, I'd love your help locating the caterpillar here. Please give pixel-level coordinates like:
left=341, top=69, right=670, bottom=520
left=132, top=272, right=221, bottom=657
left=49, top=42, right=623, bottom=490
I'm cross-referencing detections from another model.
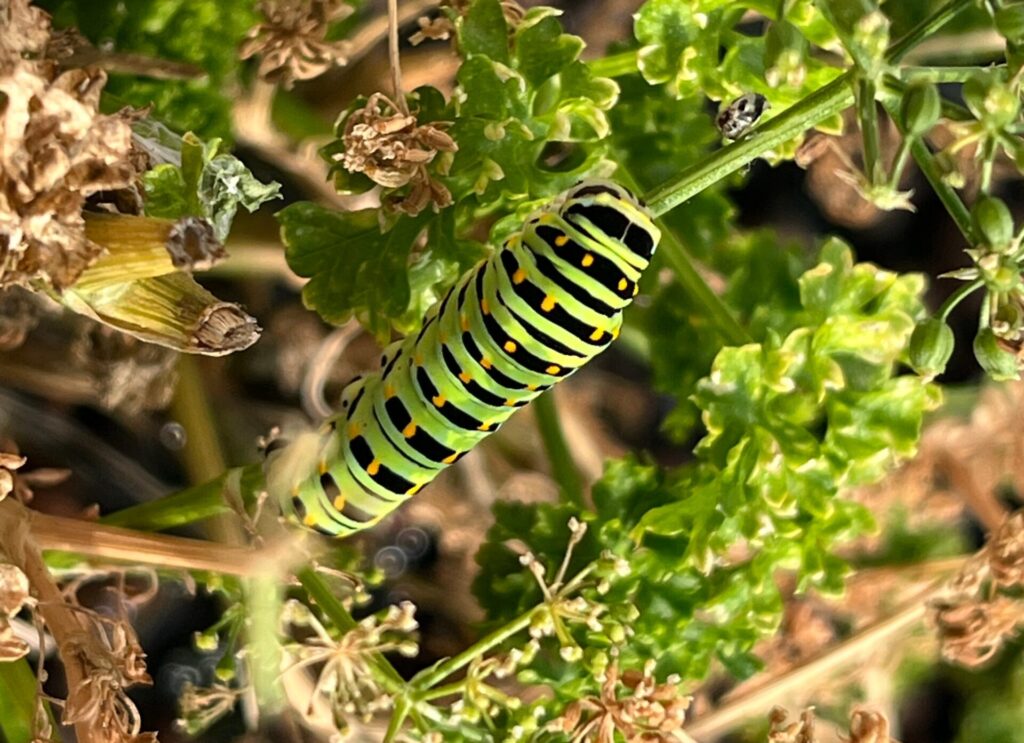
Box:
left=266, top=180, right=660, bottom=536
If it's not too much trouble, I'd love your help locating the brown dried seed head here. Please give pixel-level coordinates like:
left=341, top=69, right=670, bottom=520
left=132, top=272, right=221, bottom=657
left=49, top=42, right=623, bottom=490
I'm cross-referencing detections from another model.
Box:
left=848, top=709, right=891, bottom=743
left=988, top=511, right=1024, bottom=587
left=0, top=563, right=30, bottom=615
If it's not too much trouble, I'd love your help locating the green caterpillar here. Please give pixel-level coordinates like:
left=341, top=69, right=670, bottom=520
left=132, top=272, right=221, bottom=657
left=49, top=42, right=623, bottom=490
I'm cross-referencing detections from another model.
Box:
left=267, top=180, right=660, bottom=536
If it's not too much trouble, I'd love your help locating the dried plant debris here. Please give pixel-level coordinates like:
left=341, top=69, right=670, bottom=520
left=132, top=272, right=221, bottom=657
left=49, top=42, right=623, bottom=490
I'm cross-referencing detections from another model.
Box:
left=240, top=0, right=354, bottom=88
left=552, top=659, right=690, bottom=743
left=0, top=441, right=69, bottom=505
left=0, top=562, right=31, bottom=662
left=768, top=707, right=895, bottom=743
left=929, top=509, right=1024, bottom=667
left=410, top=0, right=526, bottom=45
left=334, top=92, right=457, bottom=216
left=70, top=325, right=177, bottom=413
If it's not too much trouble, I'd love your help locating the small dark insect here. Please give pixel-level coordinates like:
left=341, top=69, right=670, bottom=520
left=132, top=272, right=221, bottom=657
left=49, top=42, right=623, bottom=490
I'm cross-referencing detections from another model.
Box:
left=716, top=93, right=770, bottom=140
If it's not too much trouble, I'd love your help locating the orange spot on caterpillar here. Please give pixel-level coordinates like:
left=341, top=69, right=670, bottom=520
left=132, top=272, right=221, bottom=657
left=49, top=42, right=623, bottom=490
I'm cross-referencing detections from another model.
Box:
left=481, top=298, right=490, bottom=315
left=513, top=268, right=527, bottom=284
left=581, top=254, right=594, bottom=267
left=367, top=459, right=381, bottom=476
left=590, top=328, right=605, bottom=342
left=458, top=371, right=472, bottom=383
left=303, top=514, right=317, bottom=527
left=403, top=422, right=417, bottom=438
left=478, top=422, right=492, bottom=431
left=632, top=284, right=639, bottom=297
left=461, top=315, right=470, bottom=331
left=432, top=394, right=446, bottom=407
left=555, top=235, right=569, bottom=247
left=546, top=365, right=561, bottom=375
left=480, top=357, right=493, bottom=369
left=541, top=295, right=556, bottom=312
left=503, top=340, right=517, bottom=353
left=443, top=453, right=459, bottom=464
left=617, top=278, right=627, bottom=291
left=504, top=399, right=516, bottom=407
left=333, top=495, right=346, bottom=510
left=384, top=383, right=396, bottom=398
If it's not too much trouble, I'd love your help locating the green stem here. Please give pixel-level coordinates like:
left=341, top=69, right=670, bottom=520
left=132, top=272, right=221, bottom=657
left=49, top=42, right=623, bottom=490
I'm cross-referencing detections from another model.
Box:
left=533, top=392, right=584, bottom=506
left=0, top=660, right=43, bottom=743
left=642, top=0, right=972, bottom=218
left=938, top=279, right=985, bottom=321
left=643, top=73, right=853, bottom=217
left=587, top=50, right=638, bottom=78
left=910, top=137, right=975, bottom=242
left=296, top=567, right=409, bottom=692
left=410, top=610, right=534, bottom=693
left=858, top=78, right=882, bottom=184
left=616, top=166, right=750, bottom=346
left=888, top=137, right=914, bottom=190
left=899, top=64, right=1004, bottom=83
left=99, top=465, right=261, bottom=531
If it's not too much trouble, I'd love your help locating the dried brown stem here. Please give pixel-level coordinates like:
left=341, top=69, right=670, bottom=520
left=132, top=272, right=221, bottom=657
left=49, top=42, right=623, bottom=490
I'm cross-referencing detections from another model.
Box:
left=685, top=582, right=944, bottom=740
left=0, top=498, right=98, bottom=743
left=387, top=0, right=409, bottom=114
left=26, top=510, right=309, bottom=578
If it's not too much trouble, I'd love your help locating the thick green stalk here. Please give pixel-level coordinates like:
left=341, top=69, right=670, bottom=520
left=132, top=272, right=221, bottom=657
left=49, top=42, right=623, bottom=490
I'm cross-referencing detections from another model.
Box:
left=587, top=50, right=639, bottom=78
left=533, top=392, right=584, bottom=506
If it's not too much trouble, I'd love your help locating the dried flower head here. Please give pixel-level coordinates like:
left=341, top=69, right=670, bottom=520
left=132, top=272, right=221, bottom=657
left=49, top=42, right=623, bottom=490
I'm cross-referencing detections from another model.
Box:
left=0, top=0, right=50, bottom=67
left=410, top=1, right=525, bottom=45
left=177, top=682, right=245, bottom=736
left=282, top=599, right=418, bottom=729
left=333, top=93, right=457, bottom=216
left=0, top=60, right=134, bottom=290
left=847, top=709, right=893, bottom=743
left=768, top=706, right=817, bottom=743
left=0, top=562, right=31, bottom=661
left=552, top=659, right=690, bottom=742
left=987, top=510, right=1024, bottom=587
left=240, top=0, right=353, bottom=88
left=931, top=594, right=1022, bottom=667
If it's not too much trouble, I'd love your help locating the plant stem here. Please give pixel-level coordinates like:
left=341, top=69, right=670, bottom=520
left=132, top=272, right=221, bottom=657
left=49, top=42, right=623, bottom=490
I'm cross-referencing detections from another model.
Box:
left=587, top=50, right=639, bottom=78
left=938, top=279, right=985, bottom=321
left=533, top=392, right=584, bottom=506
left=296, top=567, right=409, bottom=691
left=643, top=0, right=973, bottom=218
left=0, top=660, right=41, bottom=743
left=388, top=0, right=408, bottom=114
left=685, top=582, right=940, bottom=739
left=410, top=610, right=534, bottom=692
left=857, top=79, right=882, bottom=184
left=615, top=166, right=751, bottom=345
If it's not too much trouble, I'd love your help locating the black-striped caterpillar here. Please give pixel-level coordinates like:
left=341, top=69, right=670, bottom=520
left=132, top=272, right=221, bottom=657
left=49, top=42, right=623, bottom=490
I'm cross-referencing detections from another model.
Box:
left=267, top=180, right=660, bottom=536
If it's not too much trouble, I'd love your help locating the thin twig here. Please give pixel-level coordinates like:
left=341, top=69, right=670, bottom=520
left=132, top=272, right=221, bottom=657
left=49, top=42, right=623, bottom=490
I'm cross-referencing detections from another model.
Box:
left=388, top=0, right=409, bottom=114
left=685, top=582, right=942, bottom=740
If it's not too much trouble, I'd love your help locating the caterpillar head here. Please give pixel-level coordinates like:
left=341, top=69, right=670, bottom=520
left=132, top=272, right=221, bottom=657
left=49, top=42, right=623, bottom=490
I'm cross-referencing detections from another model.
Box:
left=564, top=179, right=645, bottom=209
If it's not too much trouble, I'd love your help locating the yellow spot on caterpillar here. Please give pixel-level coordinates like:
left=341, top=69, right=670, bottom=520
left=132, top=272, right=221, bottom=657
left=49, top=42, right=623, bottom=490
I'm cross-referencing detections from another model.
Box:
left=367, top=459, right=380, bottom=476
left=541, top=295, right=556, bottom=312
left=539, top=213, right=555, bottom=225
left=414, top=353, right=424, bottom=365
left=632, top=284, right=639, bottom=297
left=617, top=278, right=628, bottom=291
left=546, top=365, right=561, bottom=375
left=480, top=357, right=493, bottom=369
left=555, top=235, right=569, bottom=247
left=590, top=328, right=605, bottom=342
left=333, top=495, right=346, bottom=510
left=403, top=422, right=417, bottom=438
left=291, top=484, right=300, bottom=497
left=612, top=328, right=620, bottom=340
left=528, top=383, right=538, bottom=391
left=461, top=315, right=470, bottom=331
left=303, top=514, right=317, bottom=527
left=582, top=253, right=594, bottom=267
left=503, top=340, right=517, bottom=353
left=458, top=371, right=472, bottom=383
left=513, top=268, right=527, bottom=284
left=481, top=298, right=490, bottom=315
left=439, top=332, right=448, bottom=343
left=443, top=453, right=459, bottom=464
left=432, top=394, right=446, bottom=407
left=407, top=483, right=424, bottom=495
left=384, top=383, right=396, bottom=398
left=347, top=422, right=361, bottom=439
left=318, top=460, right=328, bottom=475
left=478, top=422, right=492, bottom=431
left=504, top=399, right=516, bottom=407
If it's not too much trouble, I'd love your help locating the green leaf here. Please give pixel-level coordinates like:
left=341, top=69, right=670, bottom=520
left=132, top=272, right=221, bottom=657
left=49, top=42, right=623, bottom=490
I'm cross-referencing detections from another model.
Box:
left=279, top=205, right=431, bottom=339
left=142, top=130, right=281, bottom=240
left=514, top=15, right=584, bottom=88
left=459, top=0, right=511, bottom=62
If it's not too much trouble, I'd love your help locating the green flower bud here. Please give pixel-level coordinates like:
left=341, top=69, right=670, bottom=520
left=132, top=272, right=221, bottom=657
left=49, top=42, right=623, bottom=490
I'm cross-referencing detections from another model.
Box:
left=974, top=327, right=1020, bottom=380
left=996, top=3, right=1024, bottom=43
left=899, top=82, right=941, bottom=136
left=193, top=630, right=219, bottom=652
left=964, top=72, right=1020, bottom=129
left=909, top=318, right=954, bottom=379
left=972, top=195, right=1015, bottom=250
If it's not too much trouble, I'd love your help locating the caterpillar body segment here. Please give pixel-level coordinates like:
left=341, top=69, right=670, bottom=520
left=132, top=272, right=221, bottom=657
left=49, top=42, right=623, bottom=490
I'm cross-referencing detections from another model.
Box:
left=269, top=180, right=660, bottom=536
